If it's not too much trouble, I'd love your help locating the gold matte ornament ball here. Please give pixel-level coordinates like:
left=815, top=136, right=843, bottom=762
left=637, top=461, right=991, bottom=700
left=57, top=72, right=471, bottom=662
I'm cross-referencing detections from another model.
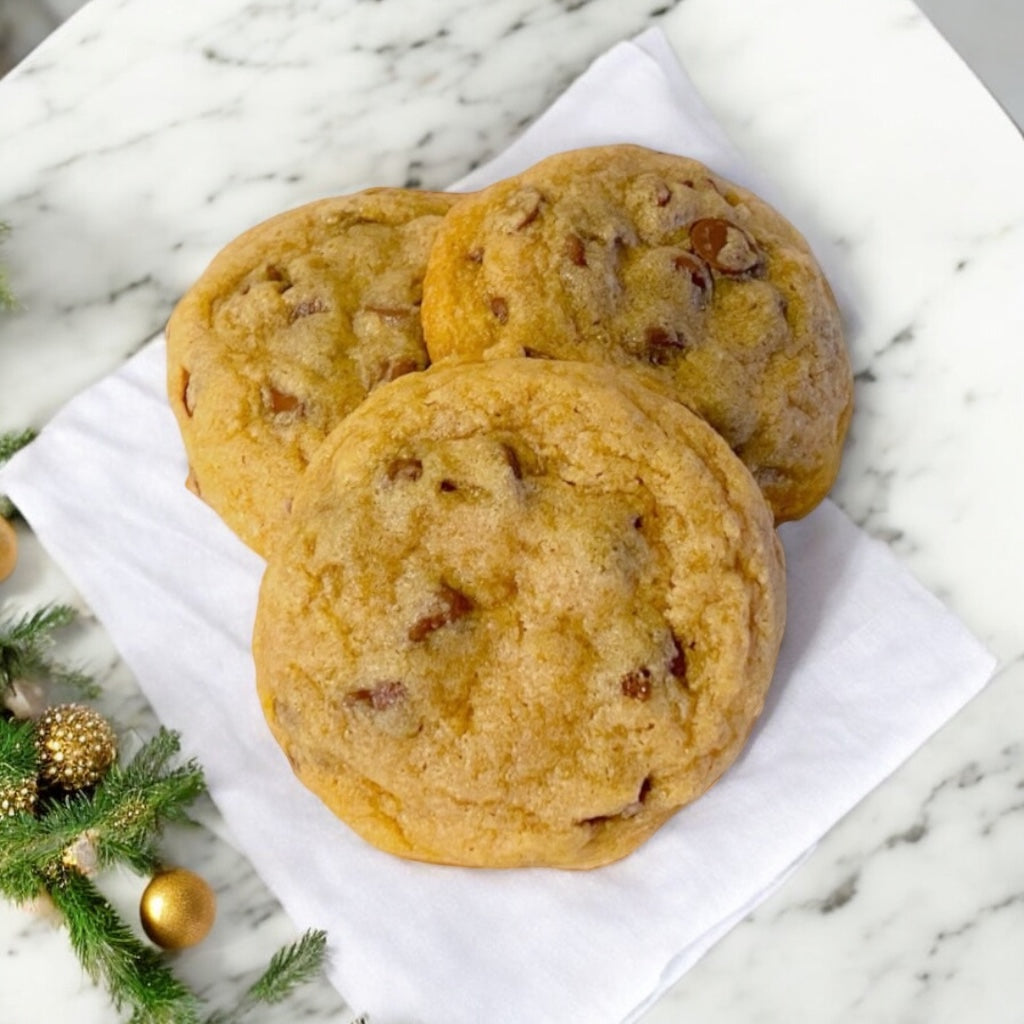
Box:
left=35, top=703, right=117, bottom=792
left=140, top=868, right=217, bottom=950
left=0, top=516, right=17, bottom=581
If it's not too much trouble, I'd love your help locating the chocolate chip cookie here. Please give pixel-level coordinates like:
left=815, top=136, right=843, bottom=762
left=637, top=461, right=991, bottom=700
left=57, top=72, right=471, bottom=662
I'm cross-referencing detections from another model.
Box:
left=166, top=187, right=460, bottom=556
left=253, top=358, right=786, bottom=869
left=421, top=144, right=852, bottom=522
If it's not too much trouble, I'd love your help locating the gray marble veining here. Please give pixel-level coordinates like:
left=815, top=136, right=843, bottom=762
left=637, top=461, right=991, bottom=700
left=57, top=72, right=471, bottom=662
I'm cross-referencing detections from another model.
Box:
left=1, top=0, right=1023, bottom=1022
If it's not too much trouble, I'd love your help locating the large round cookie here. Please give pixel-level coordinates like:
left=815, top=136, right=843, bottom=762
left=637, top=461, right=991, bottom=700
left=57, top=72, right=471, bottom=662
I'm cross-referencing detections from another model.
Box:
left=421, top=144, right=852, bottom=523
left=166, top=187, right=459, bottom=556
left=253, top=358, right=786, bottom=869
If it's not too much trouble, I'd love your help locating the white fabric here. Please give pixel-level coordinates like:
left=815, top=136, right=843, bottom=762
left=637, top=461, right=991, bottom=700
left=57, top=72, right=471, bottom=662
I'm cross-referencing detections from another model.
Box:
left=0, top=28, right=996, bottom=1024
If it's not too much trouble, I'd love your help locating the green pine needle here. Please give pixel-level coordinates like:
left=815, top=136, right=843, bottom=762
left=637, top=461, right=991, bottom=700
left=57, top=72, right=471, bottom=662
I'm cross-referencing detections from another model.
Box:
left=245, top=928, right=329, bottom=1004
left=0, top=428, right=36, bottom=464
left=0, top=602, right=99, bottom=699
left=204, top=928, right=330, bottom=1024
left=0, top=714, right=38, bottom=788
left=49, top=868, right=202, bottom=1024
left=0, top=727, right=206, bottom=902
left=0, top=222, right=14, bottom=311
left=1, top=427, right=37, bottom=518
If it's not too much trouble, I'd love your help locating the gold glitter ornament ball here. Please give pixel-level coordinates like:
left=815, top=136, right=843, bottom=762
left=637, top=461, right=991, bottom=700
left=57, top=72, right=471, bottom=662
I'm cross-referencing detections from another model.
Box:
left=0, top=777, right=37, bottom=817
left=35, top=703, right=117, bottom=791
left=140, top=868, right=217, bottom=950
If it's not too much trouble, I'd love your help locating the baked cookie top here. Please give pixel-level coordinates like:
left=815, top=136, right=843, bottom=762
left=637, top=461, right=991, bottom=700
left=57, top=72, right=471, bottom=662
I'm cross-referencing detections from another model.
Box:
left=166, top=187, right=459, bottom=556
left=420, top=144, right=852, bottom=522
left=253, top=358, right=786, bottom=869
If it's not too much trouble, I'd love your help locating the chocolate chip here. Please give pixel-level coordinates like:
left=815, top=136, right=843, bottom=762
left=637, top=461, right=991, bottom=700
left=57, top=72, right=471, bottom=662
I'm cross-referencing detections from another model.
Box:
left=466, top=246, right=484, bottom=263
left=564, top=233, right=588, bottom=267
left=288, top=297, right=327, bottom=322
left=363, top=305, right=413, bottom=322
left=438, top=479, right=458, bottom=493
left=265, top=263, right=292, bottom=290
left=266, top=387, right=302, bottom=414
left=501, top=444, right=523, bottom=480
left=346, top=680, right=407, bottom=711
left=386, top=457, right=423, bottom=482
left=578, top=775, right=653, bottom=826
left=673, top=251, right=714, bottom=308
left=688, top=218, right=762, bottom=275
left=669, top=636, right=689, bottom=685
left=644, top=325, right=687, bottom=365
left=377, top=356, right=421, bottom=384
left=621, top=668, right=652, bottom=701
left=654, top=182, right=672, bottom=206
left=505, top=186, right=544, bottom=230
left=408, top=583, right=474, bottom=642
left=489, top=296, right=509, bottom=323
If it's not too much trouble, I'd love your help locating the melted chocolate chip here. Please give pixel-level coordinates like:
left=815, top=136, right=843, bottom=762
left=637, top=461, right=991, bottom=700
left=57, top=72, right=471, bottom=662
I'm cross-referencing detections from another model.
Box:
left=267, top=387, right=302, bottom=414
left=386, top=457, right=423, bottom=482
left=644, top=326, right=687, bottom=365
left=501, top=444, right=523, bottom=480
left=621, top=668, right=653, bottom=701
left=578, top=775, right=653, bottom=826
left=489, top=296, right=509, bottom=323
left=346, top=680, right=407, bottom=711
left=288, top=297, right=327, bottom=322
left=377, top=356, right=421, bottom=384
left=673, top=251, right=714, bottom=308
left=669, top=636, right=689, bottom=686
left=408, top=583, right=474, bottom=642
left=564, top=233, right=588, bottom=267
left=265, top=263, right=292, bottom=290
left=689, top=218, right=762, bottom=275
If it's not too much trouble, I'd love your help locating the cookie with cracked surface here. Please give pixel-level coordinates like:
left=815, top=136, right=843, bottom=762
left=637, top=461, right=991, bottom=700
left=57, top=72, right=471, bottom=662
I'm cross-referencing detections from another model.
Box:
left=421, top=144, right=852, bottom=522
left=166, top=187, right=460, bottom=556
left=253, top=358, right=786, bottom=869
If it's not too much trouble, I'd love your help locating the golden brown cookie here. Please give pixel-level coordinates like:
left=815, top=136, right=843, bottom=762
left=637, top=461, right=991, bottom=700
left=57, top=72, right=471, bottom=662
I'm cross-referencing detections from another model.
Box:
left=166, top=187, right=460, bottom=556
left=421, top=144, right=852, bottom=522
left=253, top=358, right=786, bottom=869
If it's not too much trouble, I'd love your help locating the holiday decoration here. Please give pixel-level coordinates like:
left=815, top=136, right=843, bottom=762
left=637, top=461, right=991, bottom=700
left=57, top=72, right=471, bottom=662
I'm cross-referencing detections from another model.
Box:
left=0, top=603, right=98, bottom=703
left=0, top=515, right=16, bottom=581
left=0, top=775, right=36, bottom=817
left=35, top=703, right=117, bottom=791
left=0, top=611, right=330, bottom=1020
left=140, top=867, right=217, bottom=950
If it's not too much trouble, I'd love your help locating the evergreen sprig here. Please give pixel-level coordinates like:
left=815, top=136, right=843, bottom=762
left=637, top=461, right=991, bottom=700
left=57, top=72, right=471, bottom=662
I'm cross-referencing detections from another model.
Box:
left=0, top=221, right=14, bottom=311
left=1, top=427, right=37, bottom=518
left=49, top=867, right=203, bottom=1024
left=0, top=711, right=333, bottom=1020
left=0, top=723, right=206, bottom=903
left=0, top=713, right=37, bottom=785
left=0, top=602, right=99, bottom=700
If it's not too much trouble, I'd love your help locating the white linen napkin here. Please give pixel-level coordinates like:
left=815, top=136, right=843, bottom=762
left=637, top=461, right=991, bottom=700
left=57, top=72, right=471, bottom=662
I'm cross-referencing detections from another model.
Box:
left=0, top=28, right=996, bottom=1024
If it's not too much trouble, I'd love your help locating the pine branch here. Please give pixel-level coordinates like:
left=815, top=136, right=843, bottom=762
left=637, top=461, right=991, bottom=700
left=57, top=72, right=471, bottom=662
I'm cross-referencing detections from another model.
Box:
left=1, top=427, right=37, bottom=518
left=0, top=428, right=36, bottom=464
left=205, top=929, right=330, bottom=1024
left=244, top=928, right=328, bottom=1005
left=0, top=602, right=99, bottom=699
left=49, top=868, right=203, bottom=1024
left=0, top=714, right=38, bottom=786
left=0, top=221, right=14, bottom=311
left=0, top=727, right=206, bottom=901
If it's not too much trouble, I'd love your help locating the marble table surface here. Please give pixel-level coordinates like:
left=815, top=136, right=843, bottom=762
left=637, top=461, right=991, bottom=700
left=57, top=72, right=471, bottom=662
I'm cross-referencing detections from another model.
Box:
left=1, top=0, right=1022, bottom=1021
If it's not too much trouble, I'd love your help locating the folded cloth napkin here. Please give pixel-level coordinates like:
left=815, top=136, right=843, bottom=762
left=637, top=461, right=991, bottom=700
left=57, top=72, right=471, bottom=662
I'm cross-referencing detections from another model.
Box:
left=0, top=27, right=996, bottom=1024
